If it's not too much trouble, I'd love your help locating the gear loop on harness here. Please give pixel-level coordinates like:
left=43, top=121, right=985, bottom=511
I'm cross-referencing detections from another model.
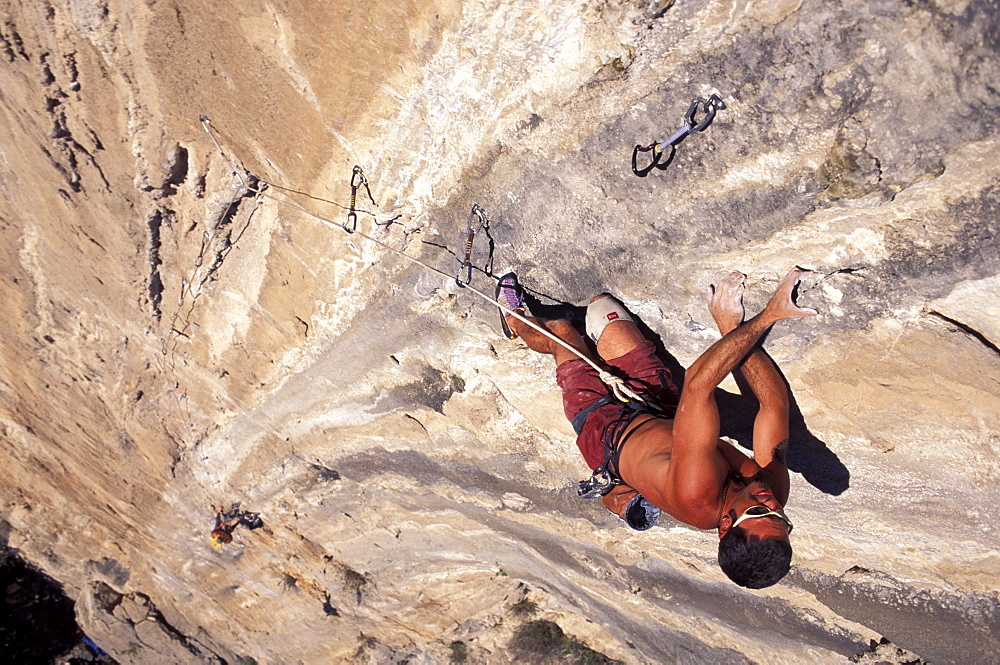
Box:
left=578, top=467, right=616, bottom=498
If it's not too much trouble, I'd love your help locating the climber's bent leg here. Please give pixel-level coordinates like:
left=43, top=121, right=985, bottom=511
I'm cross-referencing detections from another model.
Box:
left=587, top=294, right=647, bottom=361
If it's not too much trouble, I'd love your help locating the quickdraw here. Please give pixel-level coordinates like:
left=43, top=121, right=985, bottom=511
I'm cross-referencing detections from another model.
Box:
left=346, top=165, right=376, bottom=233
left=631, top=94, right=726, bottom=177
left=456, top=204, right=488, bottom=287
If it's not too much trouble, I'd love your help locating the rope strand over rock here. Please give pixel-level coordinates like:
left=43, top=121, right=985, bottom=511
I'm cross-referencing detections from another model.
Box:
left=198, top=115, right=647, bottom=405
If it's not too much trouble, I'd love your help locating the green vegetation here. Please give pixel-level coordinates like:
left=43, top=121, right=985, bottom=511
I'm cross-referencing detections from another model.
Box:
left=511, top=598, right=538, bottom=616
left=448, top=640, right=468, bottom=663
left=343, top=566, right=367, bottom=603
left=511, top=620, right=622, bottom=665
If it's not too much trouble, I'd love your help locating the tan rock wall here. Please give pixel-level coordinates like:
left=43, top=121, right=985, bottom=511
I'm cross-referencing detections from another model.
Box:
left=1, top=0, right=998, bottom=662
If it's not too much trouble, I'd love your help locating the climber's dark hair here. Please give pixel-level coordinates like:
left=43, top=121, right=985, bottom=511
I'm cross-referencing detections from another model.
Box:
left=718, top=528, right=792, bottom=589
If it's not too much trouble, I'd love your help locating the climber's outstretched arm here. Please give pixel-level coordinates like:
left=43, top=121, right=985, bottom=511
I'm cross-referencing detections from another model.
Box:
left=671, top=268, right=815, bottom=500
left=707, top=271, right=794, bottom=502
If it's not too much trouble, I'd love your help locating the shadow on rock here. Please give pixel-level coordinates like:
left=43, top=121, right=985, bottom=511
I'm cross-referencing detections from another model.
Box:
left=521, top=290, right=585, bottom=324
left=793, top=566, right=1000, bottom=664
left=786, top=403, right=851, bottom=496
left=715, top=372, right=850, bottom=496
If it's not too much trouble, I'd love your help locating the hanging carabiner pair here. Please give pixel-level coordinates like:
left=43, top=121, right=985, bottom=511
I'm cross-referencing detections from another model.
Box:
left=346, top=165, right=376, bottom=233
left=631, top=93, right=727, bottom=177
left=456, top=204, right=488, bottom=287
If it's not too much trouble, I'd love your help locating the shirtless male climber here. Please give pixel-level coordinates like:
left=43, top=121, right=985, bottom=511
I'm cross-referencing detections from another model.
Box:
left=496, top=267, right=816, bottom=589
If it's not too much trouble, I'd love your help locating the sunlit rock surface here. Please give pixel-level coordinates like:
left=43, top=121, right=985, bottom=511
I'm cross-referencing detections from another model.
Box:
left=1, top=0, right=998, bottom=662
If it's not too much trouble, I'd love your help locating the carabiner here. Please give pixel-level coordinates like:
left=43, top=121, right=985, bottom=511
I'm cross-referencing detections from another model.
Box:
left=346, top=165, right=376, bottom=234
left=350, top=165, right=367, bottom=190
left=686, top=93, right=726, bottom=132
left=632, top=136, right=681, bottom=177
left=457, top=204, right=488, bottom=287
left=578, top=465, right=617, bottom=498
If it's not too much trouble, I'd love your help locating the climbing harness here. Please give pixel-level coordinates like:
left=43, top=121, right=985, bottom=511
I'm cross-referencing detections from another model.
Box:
left=347, top=165, right=376, bottom=233
left=577, top=399, right=672, bottom=498
left=198, top=115, right=646, bottom=405
left=457, top=204, right=488, bottom=287
left=632, top=94, right=726, bottom=177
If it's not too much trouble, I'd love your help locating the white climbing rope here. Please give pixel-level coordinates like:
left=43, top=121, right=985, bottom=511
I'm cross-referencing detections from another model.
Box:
left=249, top=185, right=646, bottom=405
left=198, top=116, right=646, bottom=404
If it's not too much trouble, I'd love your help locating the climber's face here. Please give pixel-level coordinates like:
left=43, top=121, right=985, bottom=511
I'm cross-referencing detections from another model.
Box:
left=718, top=480, right=791, bottom=540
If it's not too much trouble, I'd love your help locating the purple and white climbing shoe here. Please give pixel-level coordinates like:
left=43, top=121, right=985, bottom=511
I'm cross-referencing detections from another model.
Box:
left=495, top=272, right=526, bottom=339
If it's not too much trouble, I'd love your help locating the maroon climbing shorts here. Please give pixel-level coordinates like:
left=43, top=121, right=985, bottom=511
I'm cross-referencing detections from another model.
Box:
left=555, top=340, right=679, bottom=470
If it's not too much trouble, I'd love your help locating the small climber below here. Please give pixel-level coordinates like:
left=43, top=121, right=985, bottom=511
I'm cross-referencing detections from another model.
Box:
left=496, top=267, right=815, bottom=589
left=211, top=504, right=265, bottom=548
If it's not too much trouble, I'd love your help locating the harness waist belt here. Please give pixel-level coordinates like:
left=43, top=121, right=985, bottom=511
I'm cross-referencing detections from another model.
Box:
left=571, top=395, right=616, bottom=435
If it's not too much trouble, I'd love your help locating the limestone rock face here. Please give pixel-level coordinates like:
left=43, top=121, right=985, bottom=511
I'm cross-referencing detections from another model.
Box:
left=76, top=582, right=230, bottom=664
left=0, top=0, right=998, bottom=663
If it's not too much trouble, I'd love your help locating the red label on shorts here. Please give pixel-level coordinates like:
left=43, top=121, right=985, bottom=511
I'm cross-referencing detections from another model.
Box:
left=606, top=312, right=619, bottom=322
